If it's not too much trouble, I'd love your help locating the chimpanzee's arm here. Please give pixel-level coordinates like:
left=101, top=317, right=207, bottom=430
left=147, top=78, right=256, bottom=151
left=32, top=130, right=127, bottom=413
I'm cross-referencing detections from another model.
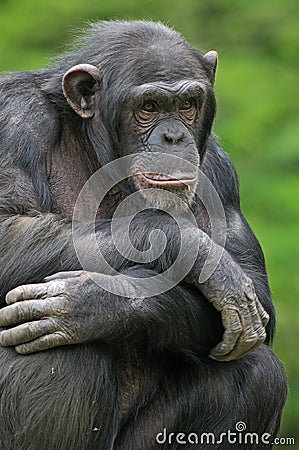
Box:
left=0, top=268, right=222, bottom=357
left=201, top=138, right=275, bottom=342
left=0, top=204, right=268, bottom=361
left=0, top=213, right=213, bottom=356
left=225, top=208, right=275, bottom=343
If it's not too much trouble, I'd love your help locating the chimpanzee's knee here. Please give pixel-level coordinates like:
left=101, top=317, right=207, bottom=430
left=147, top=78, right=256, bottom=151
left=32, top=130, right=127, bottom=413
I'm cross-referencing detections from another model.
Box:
left=236, top=344, right=287, bottom=436
left=177, top=344, right=288, bottom=449
left=0, top=343, right=118, bottom=450
left=203, top=344, right=288, bottom=449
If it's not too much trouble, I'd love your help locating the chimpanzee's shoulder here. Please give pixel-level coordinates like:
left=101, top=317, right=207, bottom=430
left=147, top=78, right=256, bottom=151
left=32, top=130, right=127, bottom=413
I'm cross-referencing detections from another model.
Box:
left=0, top=70, right=59, bottom=115
left=201, top=135, right=240, bottom=207
left=0, top=70, right=60, bottom=159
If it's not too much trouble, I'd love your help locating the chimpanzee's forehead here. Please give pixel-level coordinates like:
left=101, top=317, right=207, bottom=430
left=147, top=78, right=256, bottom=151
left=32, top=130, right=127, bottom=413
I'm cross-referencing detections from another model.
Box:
left=103, top=47, right=208, bottom=90
left=131, top=80, right=206, bottom=99
left=130, top=44, right=205, bottom=82
left=95, top=28, right=205, bottom=75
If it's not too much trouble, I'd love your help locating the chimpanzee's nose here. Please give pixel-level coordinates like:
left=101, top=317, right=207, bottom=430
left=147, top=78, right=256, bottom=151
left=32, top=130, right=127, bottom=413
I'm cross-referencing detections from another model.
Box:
left=163, top=130, right=185, bottom=144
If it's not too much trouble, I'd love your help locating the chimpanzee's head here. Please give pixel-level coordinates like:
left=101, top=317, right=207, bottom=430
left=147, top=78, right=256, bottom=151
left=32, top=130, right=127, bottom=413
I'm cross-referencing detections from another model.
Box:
left=62, top=21, right=217, bottom=209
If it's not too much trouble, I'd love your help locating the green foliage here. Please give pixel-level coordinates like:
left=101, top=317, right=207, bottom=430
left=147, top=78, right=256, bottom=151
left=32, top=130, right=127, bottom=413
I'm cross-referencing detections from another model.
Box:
left=0, top=0, right=298, bottom=442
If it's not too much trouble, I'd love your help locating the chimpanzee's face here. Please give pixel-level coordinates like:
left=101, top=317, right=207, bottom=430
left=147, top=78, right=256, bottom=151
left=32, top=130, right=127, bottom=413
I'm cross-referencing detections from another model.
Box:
left=117, top=79, right=211, bottom=209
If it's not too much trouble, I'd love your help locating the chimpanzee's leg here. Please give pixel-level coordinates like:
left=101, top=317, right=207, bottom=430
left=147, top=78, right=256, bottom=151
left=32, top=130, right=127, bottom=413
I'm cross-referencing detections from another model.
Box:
left=0, top=343, right=119, bottom=450
left=115, top=344, right=287, bottom=450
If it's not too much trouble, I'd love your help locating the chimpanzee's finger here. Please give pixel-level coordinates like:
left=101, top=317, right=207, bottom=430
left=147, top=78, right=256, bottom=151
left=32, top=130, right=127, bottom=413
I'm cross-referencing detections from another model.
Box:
left=221, top=325, right=267, bottom=362
left=209, top=304, right=264, bottom=362
left=6, top=284, right=49, bottom=304
left=44, top=271, right=84, bottom=282
left=0, top=319, right=54, bottom=347
left=15, top=332, right=68, bottom=354
left=6, top=281, right=67, bottom=304
left=0, top=299, right=61, bottom=326
left=256, top=300, right=269, bottom=327
left=209, top=307, right=242, bottom=360
left=211, top=301, right=267, bottom=362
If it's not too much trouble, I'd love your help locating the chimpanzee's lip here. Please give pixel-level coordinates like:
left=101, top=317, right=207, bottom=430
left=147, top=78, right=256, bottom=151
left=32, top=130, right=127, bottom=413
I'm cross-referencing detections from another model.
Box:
left=136, top=172, right=197, bottom=188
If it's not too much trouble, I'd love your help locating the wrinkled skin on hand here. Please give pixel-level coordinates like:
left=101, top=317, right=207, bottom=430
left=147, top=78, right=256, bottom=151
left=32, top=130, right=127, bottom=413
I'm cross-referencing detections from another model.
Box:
left=0, top=271, right=110, bottom=354
left=209, top=281, right=269, bottom=361
left=191, top=251, right=269, bottom=361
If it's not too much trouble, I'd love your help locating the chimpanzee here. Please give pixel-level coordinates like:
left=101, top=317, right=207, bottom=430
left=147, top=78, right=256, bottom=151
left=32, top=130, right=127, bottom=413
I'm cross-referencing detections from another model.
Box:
left=0, top=20, right=287, bottom=450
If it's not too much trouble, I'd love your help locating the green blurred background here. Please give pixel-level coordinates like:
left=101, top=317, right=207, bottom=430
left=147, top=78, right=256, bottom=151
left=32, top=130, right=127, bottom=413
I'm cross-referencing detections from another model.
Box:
left=0, top=0, right=298, bottom=445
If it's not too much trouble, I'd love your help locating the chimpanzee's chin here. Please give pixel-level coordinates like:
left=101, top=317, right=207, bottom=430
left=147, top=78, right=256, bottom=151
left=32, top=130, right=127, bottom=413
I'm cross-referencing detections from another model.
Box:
left=135, top=186, right=194, bottom=212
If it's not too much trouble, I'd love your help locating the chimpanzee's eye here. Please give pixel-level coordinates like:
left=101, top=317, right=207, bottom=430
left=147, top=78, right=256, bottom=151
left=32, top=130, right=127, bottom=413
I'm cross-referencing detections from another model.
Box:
left=179, top=99, right=197, bottom=124
left=141, top=101, right=158, bottom=113
left=135, top=101, right=159, bottom=127
left=179, top=99, right=193, bottom=110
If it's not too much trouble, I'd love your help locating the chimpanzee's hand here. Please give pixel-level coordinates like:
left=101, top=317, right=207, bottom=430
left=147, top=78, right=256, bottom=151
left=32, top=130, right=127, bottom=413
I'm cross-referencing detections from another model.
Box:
left=191, top=253, right=269, bottom=362
left=0, top=271, right=111, bottom=354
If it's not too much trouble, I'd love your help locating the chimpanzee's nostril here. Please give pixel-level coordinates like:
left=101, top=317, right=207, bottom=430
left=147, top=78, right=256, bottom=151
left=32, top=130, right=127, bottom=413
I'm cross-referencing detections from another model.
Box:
left=164, top=133, right=173, bottom=143
left=164, top=131, right=185, bottom=144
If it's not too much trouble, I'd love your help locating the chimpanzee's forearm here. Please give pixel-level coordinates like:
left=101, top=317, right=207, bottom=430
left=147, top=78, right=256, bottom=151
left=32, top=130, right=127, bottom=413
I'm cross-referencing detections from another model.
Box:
left=103, top=269, right=222, bottom=354
left=0, top=207, right=267, bottom=308
left=0, top=209, right=243, bottom=301
left=0, top=210, right=172, bottom=301
left=0, top=211, right=183, bottom=301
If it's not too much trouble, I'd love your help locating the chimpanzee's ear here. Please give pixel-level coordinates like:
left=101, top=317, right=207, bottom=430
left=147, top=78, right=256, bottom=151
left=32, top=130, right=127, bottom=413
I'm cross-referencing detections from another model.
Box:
left=62, top=64, right=101, bottom=119
left=203, top=51, right=218, bottom=85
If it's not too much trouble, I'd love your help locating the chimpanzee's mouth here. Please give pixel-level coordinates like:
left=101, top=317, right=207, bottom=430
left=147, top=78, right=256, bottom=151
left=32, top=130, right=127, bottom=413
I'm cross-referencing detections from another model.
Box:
left=136, top=172, right=197, bottom=189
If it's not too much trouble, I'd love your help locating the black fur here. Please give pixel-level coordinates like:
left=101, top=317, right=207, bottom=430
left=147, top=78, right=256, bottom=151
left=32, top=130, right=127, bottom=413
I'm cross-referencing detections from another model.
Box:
left=0, top=21, right=287, bottom=449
